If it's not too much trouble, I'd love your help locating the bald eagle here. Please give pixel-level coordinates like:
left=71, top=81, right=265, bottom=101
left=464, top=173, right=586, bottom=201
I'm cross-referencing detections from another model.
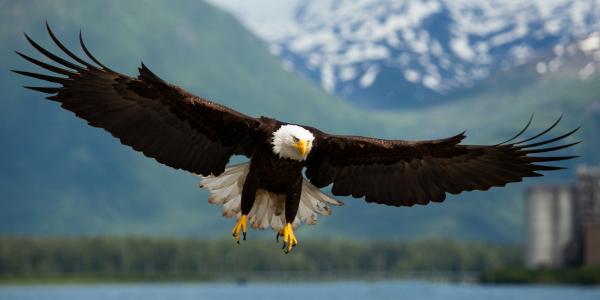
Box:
left=14, top=24, right=579, bottom=253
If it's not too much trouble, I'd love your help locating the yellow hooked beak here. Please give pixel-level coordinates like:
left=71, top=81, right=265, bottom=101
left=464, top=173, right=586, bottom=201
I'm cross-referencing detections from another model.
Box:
left=294, top=139, right=308, bottom=158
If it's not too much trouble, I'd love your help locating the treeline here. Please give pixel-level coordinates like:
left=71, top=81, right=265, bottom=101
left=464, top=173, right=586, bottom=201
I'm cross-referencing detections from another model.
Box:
left=481, top=267, right=600, bottom=285
left=0, top=237, right=521, bottom=280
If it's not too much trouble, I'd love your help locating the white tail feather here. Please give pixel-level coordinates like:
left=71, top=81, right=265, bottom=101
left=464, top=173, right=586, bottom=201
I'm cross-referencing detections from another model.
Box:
left=199, top=162, right=343, bottom=231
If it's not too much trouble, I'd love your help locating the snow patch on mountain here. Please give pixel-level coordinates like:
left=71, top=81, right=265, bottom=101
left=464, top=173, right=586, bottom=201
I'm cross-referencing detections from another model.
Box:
left=209, top=0, right=600, bottom=104
left=280, top=0, right=600, bottom=95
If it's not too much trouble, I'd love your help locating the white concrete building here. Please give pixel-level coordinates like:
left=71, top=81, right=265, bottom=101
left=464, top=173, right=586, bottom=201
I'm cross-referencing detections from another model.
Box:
left=525, top=185, right=575, bottom=268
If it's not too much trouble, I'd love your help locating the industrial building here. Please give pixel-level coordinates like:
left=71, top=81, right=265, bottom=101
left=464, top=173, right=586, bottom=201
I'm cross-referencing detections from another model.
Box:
left=525, top=166, right=600, bottom=268
left=576, top=166, right=600, bottom=266
left=525, top=185, right=575, bottom=268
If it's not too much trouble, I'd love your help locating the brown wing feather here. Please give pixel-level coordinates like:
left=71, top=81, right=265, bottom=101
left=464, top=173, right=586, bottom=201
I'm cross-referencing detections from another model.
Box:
left=14, top=24, right=260, bottom=176
left=306, top=120, right=579, bottom=207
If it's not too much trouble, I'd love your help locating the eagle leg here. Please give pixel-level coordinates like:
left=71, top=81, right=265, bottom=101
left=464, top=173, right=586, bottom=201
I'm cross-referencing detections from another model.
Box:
left=231, top=214, right=248, bottom=244
left=280, top=223, right=298, bottom=253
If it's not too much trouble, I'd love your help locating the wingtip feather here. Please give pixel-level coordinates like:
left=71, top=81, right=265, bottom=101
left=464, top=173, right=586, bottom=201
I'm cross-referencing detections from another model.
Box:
left=23, top=86, right=60, bottom=94
left=78, top=30, right=112, bottom=71
left=496, top=113, right=534, bottom=146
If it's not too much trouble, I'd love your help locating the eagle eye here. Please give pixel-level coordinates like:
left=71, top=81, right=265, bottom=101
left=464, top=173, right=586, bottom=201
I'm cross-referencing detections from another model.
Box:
left=292, top=136, right=299, bottom=142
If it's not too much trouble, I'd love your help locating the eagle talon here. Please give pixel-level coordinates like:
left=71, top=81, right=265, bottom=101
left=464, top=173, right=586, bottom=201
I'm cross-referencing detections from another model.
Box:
left=231, top=215, right=248, bottom=243
left=280, top=223, right=298, bottom=253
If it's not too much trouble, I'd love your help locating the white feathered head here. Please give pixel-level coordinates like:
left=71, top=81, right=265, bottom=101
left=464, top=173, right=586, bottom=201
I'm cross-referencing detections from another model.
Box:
left=271, top=125, right=315, bottom=161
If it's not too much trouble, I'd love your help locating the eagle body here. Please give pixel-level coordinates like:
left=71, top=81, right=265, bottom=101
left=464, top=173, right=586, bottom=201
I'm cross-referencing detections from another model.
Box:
left=231, top=119, right=308, bottom=223
left=201, top=119, right=339, bottom=242
left=15, top=24, right=580, bottom=253
left=249, top=118, right=306, bottom=195
left=246, top=140, right=305, bottom=222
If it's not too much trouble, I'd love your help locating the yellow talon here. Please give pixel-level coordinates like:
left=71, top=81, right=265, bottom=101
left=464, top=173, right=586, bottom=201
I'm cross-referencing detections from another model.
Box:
left=232, top=214, right=248, bottom=243
left=281, top=223, right=298, bottom=253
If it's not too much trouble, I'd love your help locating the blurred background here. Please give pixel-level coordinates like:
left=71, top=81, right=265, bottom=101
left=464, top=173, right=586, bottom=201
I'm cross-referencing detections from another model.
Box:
left=1, top=0, right=599, bottom=299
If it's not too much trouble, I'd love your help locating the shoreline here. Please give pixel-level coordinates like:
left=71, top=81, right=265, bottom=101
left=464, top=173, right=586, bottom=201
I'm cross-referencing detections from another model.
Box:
left=0, top=271, right=479, bottom=285
left=2, top=269, right=598, bottom=286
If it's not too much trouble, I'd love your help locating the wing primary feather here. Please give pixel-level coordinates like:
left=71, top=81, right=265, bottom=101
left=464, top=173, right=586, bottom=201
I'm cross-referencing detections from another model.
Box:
left=11, top=70, right=68, bottom=84
left=23, top=33, right=83, bottom=71
left=495, top=113, right=534, bottom=146
left=527, top=155, right=579, bottom=162
left=513, top=114, right=563, bottom=145
left=523, top=141, right=581, bottom=154
left=518, top=127, right=580, bottom=149
left=46, top=22, right=97, bottom=69
left=23, top=86, right=60, bottom=94
left=531, top=164, right=566, bottom=171
left=14, top=51, right=74, bottom=76
left=79, top=30, right=114, bottom=72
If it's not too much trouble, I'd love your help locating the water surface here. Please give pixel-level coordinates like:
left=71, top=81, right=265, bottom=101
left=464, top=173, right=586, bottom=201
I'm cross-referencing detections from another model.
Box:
left=1, top=281, right=599, bottom=300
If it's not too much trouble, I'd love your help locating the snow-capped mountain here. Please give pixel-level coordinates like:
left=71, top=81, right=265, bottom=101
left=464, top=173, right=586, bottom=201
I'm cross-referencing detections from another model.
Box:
left=210, top=0, right=600, bottom=107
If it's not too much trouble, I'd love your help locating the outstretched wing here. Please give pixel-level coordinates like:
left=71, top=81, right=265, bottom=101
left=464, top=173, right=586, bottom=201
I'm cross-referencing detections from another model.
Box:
left=305, top=116, right=579, bottom=206
left=14, top=24, right=261, bottom=176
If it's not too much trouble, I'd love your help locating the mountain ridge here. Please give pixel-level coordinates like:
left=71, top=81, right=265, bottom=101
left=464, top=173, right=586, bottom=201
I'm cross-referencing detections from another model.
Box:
left=215, top=0, right=600, bottom=108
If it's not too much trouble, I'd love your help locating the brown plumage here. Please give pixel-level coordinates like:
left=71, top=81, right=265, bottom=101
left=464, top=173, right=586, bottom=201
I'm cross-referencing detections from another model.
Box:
left=305, top=118, right=579, bottom=206
left=14, top=24, right=579, bottom=251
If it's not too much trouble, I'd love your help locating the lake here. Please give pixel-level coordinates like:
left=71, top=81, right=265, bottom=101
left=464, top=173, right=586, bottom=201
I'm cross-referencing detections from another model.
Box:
left=1, top=281, right=599, bottom=300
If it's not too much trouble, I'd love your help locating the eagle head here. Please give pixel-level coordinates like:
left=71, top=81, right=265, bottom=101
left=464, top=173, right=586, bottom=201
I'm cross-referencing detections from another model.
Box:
left=271, top=124, right=315, bottom=161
